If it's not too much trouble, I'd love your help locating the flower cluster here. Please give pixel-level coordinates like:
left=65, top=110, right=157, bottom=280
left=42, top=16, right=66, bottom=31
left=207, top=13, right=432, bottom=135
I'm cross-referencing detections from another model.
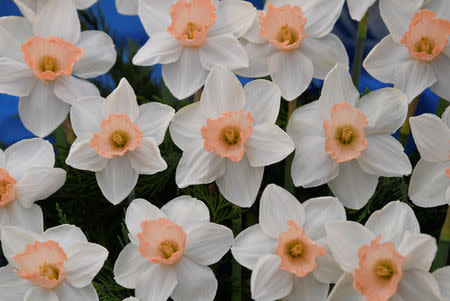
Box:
left=0, top=0, right=449, bottom=300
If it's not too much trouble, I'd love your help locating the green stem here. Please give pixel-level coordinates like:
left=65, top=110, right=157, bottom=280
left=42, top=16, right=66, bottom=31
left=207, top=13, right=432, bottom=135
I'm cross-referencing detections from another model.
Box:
left=232, top=211, right=242, bottom=301
left=351, top=13, right=369, bottom=88
left=432, top=206, right=450, bottom=271
left=399, top=97, right=419, bottom=147
left=435, top=98, right=449, bottom=118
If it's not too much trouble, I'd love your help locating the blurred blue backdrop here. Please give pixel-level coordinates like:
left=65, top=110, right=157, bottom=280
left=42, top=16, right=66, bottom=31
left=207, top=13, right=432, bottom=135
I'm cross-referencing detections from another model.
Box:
left=0, top=0, right=440, bottom=150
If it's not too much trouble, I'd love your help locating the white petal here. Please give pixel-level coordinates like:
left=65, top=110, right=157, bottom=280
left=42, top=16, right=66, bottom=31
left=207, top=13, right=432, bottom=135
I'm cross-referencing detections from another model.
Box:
left=135, top=102, right=175, bottom=145
left=395, top=60, right=437, bottom=103
left=16, top=167, right=66, bottom=208
left=125, top=198, right=166, bottom=244
left=290, top=136, right=339, bottom=188
left=287, top=101, right=324, bottom=140
left=70, top=96, right=104, bottom=137
left=66, top=137, right=109, bottom=172
left=133, top=32, right=183, bottom=66
left=234, top=40, right=271, bottom=78
left=346, top=0, right=376, bottom=21
left=128, top=137, right=167, bottom=175
left=431, top=53, right=450, bottom=105
left=0, top=150, right=4, bottom=169
left=54, top=76, right=100, bottom=105
left=424, top=0, right=450, bottom=19
left=200, top=65, right=246, bottom=118
left=42, top=224, right=88, bottom=250
left=0, top=57, right=36, bottom=96
left=268, top=50, right=313, bottom=101
left=327, top=273, right=364, bottom=301
left=209, top=0, right=256, bottom=37
left=216, top=156, right=263, bottom=207
left=243, top=79, right=280, bottom=125
left=318, top=64, right=359, bottom=120
left=5, top=202, right=43, bottom=234
left=302, top=196, right=346, bottom=241
left=409, top=159, right=450, bottom=207
left=284, top=273, right=329, bottom=301
left=245, top=123, right=295, bottom=167
left=365, top=201, right=420, bottom=247
left=199, top=34, right=249, bottom=71
left=135, top=264, right=177, bottom=301
left=1, top=226, right=42, bottom=262
left=176, top=145, right=226, bottom=188
left=251, top=254, right=293, bottom=301
left=328, top=160, right=379, bottom=210
left=325, top=221, right=376, bottom=273
left=379, top=0, right=417, bottom=42
left=0, top=16, right=33, bottom=61
left=231, top=224, right=277, bottom=270
left=169, top=102, right=206, bottom=151
left=0, top=265, right=33, bottom=299
left=302, top=0, right=344, bottom=38
left=185, top=222, right=233, bottom=265
left=162, top=47, right=208, bottom=100
left=114, top=243, right=150, bottom=289
left=123, top=298, right=139, bottom=301
left=433, top=266, right=450, bottom=301
left=72, top=30, right=116, bottom=79
left=95, top=156, right=139, bottom=205
left=24, top=287, right=58, bottom=301
left=171, top=257, right=218, bottom=301
left=357, top=135, right=411, bottom=177
left=395, top=269, right=441, bottom=301
left=358, top=87, right=408, bottom=135
left=313, top=238, right=345, bottom=284
left=19, top=82, right=70, bottom=138
left=398, top=232, right=437, bottom=271
left=363, top=35, right=411, bottom=83
left=116, top=0, right=139, bottom=15
left=33, top=0, right=81, bottom=44
left=259, top=183, right=305, bottom=238
left=161, top=196, right=210, bottom=230
left=103, top=78, right=139, bottom=122
left=138, top=0, right=173, bottom=35
left=5, top=138, right=55, bottom=180
left=54, top=282, right=99, bottom=301
left=63, top=242, right=108, bottom=288
left=410, top=113, right=450, bottom=162
left=300, top=34, right=349, bottom=79
left=241, top=16, right=266, bottom=44
left=73, top=0, right=97, bottom=10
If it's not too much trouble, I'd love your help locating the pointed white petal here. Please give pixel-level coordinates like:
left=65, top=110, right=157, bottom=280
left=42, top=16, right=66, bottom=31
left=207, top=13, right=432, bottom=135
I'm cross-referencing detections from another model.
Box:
left=103, top=78, right=139, bottom=122
left=209, top=0, right=256, bottom=37
left=216, top=156, right=263, bottom=207
left=169, top=102, right=206, bottom=151
left=5, top=202, right=43, bottom=233
left=0, top=16, right=33, bottom=61
left=0, top=265, right=33, bottom=299
left=135, top=264, right=177, bottom=301
left=268, top=50, right=313, bottom=101
left=395, top=269, right=441, bottom=301
left=325, top=221, right=376, bottom=272
left=379, top=0, right=417, bottom=42
left=19, top=82, right=70, bottom=138
left=234, top=40, right=271, bottom=78
left=432, top=266, right=450, bottom=301
left=72, top=30, right=117, bottom=79
left=200, top=65, right=246, bottom=118
left=327, top=273, right=364, bottom=301
left=302, top=0, right=344, bottom=38
left=73, top=0, right=97, bottom=10
left=251, top=254, right=293, bottom=301
left=259, top=184, right=304, bottom=238
left=0, top=58, right=36, bottom=96
left=54, top=282, right=99, bottom=301
left=161, top=196, right=210, bottom=230
left=1, top=226, right=42, bottom=262
left=138, top=0, right=173, bottom=35
left=132, top=32, right=183, bottom=66
left=95, top=156, right=139, bottom=205
left=54, top=76, right=100, bottom=105
left=114, top=243, right=150, bottom=289
left=42, top=224, right=88, bottom=250
left=284, top=272, right=329, bottom=301
left=287, top=101, right=324, bottom=140
left=66, top=137, right=109, bottom=172
left=199, top=34, right=249, bottom=71
left=70, top=96, right=104, bottom=137
left=10, top=1, right=43, bottom=25
left=244, top=79, right=280, bottom=125
left=328, top=160, right=379, bottom=210
left=135, top=102, right=174, bottom=144
left=398, top=232, right=437, bottom=271
left=442, top=104, right=450, bottom=128
left=394, top=60, right=437, bottom=103
left=313, top=238, right=345, bottom=283
left=116, top=0, right=139, bottom=15
left=128, top=138, right=167, bottom=175
left=0, top=149, right=5, bottom=169
left=346, top=0, right=376, bottom=21
left=231, top=224, right=277, bottom=270
left=24, top=287, right=58, bottom=301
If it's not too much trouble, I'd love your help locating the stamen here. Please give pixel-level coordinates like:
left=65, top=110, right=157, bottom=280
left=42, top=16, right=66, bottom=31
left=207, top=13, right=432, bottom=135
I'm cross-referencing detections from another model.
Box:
left=280, top=25, right=297, bottom=45
left=223, top=127, right=240, bottom=145
left=0, top=184, right=6, bottom=195
left=39, top=262, right=60, bottom=280
left=287, top=241, right=304, bottom=258
left=415, top=37, right=436, bottom=54
left=184, top=22, right=201, bottom=40
left=111, top=131, right=128, bottom=148
left=338, top=126, right=354, bottom=144
left=160, top=240, right=178, bottom=259
left=376, top=263, right=394, bottom=279
left=39, top=56, right=58, bottom=72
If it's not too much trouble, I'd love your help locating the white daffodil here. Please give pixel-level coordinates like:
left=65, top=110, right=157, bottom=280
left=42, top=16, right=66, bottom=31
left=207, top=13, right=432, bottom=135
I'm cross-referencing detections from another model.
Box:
left=287, top=64, right=411, bottom=210
left=326, top=201, right=441, bottom=301
left=116, top=0, right=139, bottom=15
left=364, top=1, right=450, bottom=102
left=13, top=0, right=98, bottom=23
left=133, top=0, right=256, bottom=99
left=0, top=138, right=66, bottom=233
left=169, top=65, right=294, bottom=207
left=408, top=106, right=450, bottom=207
left=433, top=266, right=450, bottom=301
left=66, top=78, right=174, bottom=205
left=123, top=297, right=139, bottom=301
left=114, top=197, right=233, bottom=301
left=232, top=184, right=346, bottom=301
left=235, top=0, right=349, bottom=101
left=0, top=0, right=117, bottom=137
left=0, top=224, right=108, bottom=301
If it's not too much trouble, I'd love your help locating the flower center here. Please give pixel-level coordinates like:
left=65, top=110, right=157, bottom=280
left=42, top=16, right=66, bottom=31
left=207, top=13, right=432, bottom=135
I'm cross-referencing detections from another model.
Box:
left=323, top=102, right=368, bottom=163
left=223, top=127, right=240, bottom=145
left=39, top=262, right=61, bottom=280
left=184, top=22, right=202, bottom=40
left=21, top=36, right=84, bottom=83
left=375, top=262, right=394, bottom=279
left=0, top=168, right=16, bottom=207
left=401, top=10, right=450, bottom=62
left=287, top=240, right=304, bottom=258
left=90, top=114, right=143, bottom=159
left=160, top=240, right=178, bottom=259
left=259, top=3, right=308, bottom=51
